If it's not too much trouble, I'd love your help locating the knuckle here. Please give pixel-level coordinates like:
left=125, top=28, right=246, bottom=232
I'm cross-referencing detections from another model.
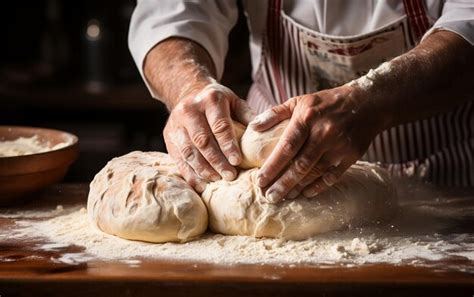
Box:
left=310, top=165, right=325, bottom=177
left=205, top=151, right=224, bottom=167
left=302, top=108, right=318, bottom=123
left=174, top=102, right=192, bottom=114
left=322, top=172, right=338, bottom=186
left=206, top=90, right=226, bottom=104
left=281, top=141, right=296, bottom=156
left=293, top=158, right=311, bottom=175
left=280, top=136, right=299, bottom=156
left=180, top=146, right=195, bottom=162
left=322, top=122, right=337, bottom=136
left=277, top=177, right=295, bottom=189
left=176, top=161, right=194, bottom=179
left=191, top=132, right=210, bottom=148
left=211, top=119, right=233, bottom=136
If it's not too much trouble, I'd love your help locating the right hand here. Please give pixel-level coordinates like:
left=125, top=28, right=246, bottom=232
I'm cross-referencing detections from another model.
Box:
left=163, top=81, right=255, bottom=192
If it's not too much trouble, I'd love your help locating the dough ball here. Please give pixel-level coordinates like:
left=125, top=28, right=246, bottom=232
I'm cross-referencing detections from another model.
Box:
left=240, top=120, right=289, bottom=168
left=87, top=151, right=208, bottom=243
left=202, top=163, right=397, bottom=240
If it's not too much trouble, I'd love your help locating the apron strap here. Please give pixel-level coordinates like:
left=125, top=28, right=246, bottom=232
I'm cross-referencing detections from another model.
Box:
left=402, top=0, right=431, bottom=44
left=266, top=0, right=288, bottom=102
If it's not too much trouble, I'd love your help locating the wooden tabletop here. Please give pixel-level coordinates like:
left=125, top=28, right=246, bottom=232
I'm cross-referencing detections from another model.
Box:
left=0, top=184, right=473, bottom=297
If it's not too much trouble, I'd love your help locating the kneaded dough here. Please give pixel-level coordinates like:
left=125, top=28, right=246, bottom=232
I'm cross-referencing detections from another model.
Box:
left=203, top=121, right=397, bottom=239
left=87, top=151, right=208, bottom=243
left=239, top=120, right=289, bottom=168
left=88, top=120, right=397, bottom=242
left=202, top=163, right=397, bottom=240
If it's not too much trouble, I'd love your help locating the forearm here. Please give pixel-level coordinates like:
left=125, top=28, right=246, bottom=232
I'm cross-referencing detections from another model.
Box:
left=143, top=37, right=217, bottom=110
left=352, top=30, right=474, bottom=131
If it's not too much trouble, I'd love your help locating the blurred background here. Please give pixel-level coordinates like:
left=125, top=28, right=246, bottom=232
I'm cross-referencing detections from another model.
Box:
left=1, top=0, right=252, bottom=182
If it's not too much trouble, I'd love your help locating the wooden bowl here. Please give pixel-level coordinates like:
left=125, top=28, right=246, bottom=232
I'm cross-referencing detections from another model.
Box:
left=0, top=126, right=79, bottom=206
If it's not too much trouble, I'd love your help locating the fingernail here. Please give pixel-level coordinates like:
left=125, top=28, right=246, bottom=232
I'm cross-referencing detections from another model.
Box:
left=249, top=120, right=260, bottom=129
left=221, top=170, right=235, bottom=181
left=257, top=175, right=265, bottom=187
left=266, top=191, right=281, bottom=203
left=229, top=154, right=240, bottom=166
left=303, top=189, right=318, bottom=198
left=195, top=183, right=206, bottom=193
left=288, top=189, right=300, bottom=199
left=249, top=113, right=265, bottom=127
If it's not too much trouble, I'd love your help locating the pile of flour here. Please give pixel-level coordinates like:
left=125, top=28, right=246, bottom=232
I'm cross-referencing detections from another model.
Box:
left=1, top=181, right=473, bottom=272
left=0, top=135, right=69, bottom=157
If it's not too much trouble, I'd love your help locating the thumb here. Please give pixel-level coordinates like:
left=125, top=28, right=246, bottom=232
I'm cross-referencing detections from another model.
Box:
left=249, top=99, right=294, bottom=131
left=233, top=97, right=256, bottom=125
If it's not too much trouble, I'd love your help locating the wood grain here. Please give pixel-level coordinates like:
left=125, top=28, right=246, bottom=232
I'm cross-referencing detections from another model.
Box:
left=0, top=184, right=472, bottom=296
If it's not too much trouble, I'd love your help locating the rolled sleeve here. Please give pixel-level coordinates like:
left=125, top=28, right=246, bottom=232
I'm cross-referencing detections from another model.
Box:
left=128, top=0, right=238, bottom=97
left=423, top=0, right=474, bottom=45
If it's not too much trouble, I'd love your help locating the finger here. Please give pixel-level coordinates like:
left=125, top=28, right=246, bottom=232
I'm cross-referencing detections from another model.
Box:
left=263, top=136, right=326, bottom=203
left=165, top=137, right=207, bottom=193
left=232, top=97, right=256, bottom=125
left=167, top=127, right=220, bottom=182
left=257, top=116, right=309, bottom=194
left=287, top=151, right=342, bottom=199
left=175, top=157, right=207, bottom=193
left=281, top=153, right=338, bottom=201
left=249, top=98, right=295, bottom=131
left=302, top=156, right=357, bottom=197
left=185, top=113, right=237, bottom=181
left=205, top=94, right=242, bottom=166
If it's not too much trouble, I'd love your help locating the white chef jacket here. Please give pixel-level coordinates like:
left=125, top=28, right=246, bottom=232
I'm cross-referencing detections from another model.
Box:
left=128, top=0, right=474, bottom=99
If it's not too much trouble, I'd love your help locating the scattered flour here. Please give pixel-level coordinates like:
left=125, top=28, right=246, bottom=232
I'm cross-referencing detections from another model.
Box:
left=1, top=184, right=473, bottom=271
left=0, top=135, right=69, bottom=157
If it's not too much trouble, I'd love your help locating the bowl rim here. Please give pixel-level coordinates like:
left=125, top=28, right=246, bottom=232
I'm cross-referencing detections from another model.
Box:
left=0, top=125, right=79, bottom=159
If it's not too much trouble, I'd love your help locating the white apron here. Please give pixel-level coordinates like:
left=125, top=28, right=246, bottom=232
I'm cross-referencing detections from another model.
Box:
left=247, top=0, right=474, bottom=187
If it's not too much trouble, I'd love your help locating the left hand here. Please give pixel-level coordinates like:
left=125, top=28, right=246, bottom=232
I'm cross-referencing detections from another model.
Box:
left=250, top=84, right=386, bottom=203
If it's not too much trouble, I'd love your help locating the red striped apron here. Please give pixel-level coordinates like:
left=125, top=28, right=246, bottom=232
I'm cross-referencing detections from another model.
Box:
left=247, top=0, right=474, bottom=187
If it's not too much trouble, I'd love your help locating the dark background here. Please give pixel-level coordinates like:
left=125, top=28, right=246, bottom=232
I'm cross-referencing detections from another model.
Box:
left=0, top=0, right=252, bottom=182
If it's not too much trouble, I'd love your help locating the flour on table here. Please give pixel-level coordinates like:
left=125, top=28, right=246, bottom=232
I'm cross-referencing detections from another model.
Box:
left=2, top=182, right=473, bottom=272
left=87, top=120, right=398, bottom=244
left=0, top=135, right=69, bottom=157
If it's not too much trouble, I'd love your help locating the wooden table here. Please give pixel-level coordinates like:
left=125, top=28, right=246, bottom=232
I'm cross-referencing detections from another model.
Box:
left=0, top=184, right=473, bottom=296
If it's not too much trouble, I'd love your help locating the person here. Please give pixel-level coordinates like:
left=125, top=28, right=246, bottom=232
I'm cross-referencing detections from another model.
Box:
left=129, top=0, right=474, bottom=203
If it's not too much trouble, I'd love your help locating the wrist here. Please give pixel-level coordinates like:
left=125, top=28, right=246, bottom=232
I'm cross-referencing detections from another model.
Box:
left=345, top=82, right=395, bottom=134
left=143, top=38, right=218, bottom=111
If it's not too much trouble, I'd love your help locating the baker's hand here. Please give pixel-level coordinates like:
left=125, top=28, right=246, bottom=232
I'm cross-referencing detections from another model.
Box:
left=250, top=85, right=384, bottom=203
left=164, top=81, right=255, bottom=193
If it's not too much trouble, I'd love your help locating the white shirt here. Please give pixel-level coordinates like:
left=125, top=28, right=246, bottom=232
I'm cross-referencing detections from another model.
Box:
left=128, top=0, right=474, bottom=98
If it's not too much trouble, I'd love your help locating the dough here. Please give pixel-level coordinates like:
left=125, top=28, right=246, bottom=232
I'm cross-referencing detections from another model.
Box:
left=240, top=120, right=289, bottom=168
left=87, top=151, right=208, bottom=243
left=203, top=121, right=397, bottom=239
left=88, top=121, right=397, bottom=242
left=202, top=163, right=397, bottom=240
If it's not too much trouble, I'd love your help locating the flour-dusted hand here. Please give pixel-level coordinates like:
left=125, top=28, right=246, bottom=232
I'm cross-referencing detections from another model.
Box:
left=164, top=81, right=255, bottom=192
left=250, top=85, right=385, bottom=202
left=143, top=38, right=256, bottom=193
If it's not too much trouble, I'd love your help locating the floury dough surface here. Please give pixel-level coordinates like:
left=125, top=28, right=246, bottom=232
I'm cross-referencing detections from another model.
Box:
left=239, top=120, right=288, bottom=169
left=0, top=135, right=69, bottom=157
left=88, top=121, right=397, bottom=243
left=87, top=152, right=208, bottom=243
left=202, top=164, right=396, bottom=240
